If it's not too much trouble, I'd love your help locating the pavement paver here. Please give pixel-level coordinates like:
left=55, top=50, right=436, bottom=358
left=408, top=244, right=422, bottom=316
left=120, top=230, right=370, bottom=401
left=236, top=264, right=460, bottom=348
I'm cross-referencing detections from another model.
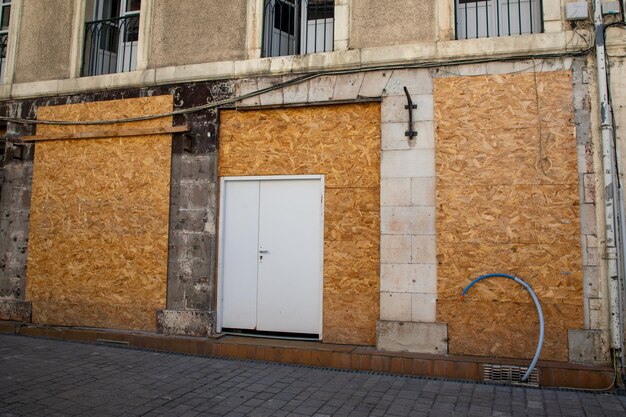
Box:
left=1, top=335, right=625, bottom=416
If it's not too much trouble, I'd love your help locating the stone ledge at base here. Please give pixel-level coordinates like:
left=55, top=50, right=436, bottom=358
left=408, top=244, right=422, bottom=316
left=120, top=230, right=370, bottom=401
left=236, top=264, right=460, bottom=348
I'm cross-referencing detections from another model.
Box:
left=377, top=320, right=448, bottom=354
left=156, top=310, right=214, bottom=337
left=0, top=322, right=615, bottom=390
left=0, top=300, right=32, bottom=322
left=568, top=329, right=611, bottom=365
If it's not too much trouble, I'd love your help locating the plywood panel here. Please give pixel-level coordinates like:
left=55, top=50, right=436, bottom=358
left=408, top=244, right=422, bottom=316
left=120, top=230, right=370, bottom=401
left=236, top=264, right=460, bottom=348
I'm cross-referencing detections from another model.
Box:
left=26, top=96, right=173, bottom=331
left=323, top=293, right=379, bottom=345
left=438, top=300, right=582, bottom=360
left=438, top=184, right=581, bottom=245
left=437, top=244, right=583, bottom=302
left=219, top=103, right=381, bottom=345
left=219, top=104, right=380, bottom=188
left=435, top=71, right=583, bottom=361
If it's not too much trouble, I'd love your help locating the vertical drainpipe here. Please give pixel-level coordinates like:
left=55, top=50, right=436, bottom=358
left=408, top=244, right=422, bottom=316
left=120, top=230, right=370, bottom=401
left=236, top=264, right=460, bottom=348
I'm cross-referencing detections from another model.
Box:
left=593, top=0, right=626, bottom=377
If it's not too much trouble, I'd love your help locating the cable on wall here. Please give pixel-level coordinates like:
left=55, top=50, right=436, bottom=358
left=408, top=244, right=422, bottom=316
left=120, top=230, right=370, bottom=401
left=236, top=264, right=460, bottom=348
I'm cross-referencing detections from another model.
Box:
left=0, top=44, right=595, bottom=127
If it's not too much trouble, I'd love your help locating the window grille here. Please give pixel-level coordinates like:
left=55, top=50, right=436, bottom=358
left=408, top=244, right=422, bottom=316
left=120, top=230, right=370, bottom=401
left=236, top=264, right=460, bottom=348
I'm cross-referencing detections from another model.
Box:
left=0, top=0, right=11, bottom=83
left=263, top=0, right=334, bottom=57
left=82, top=0, right=140, bottom=76
left=455, top=0, right=543, bottom=39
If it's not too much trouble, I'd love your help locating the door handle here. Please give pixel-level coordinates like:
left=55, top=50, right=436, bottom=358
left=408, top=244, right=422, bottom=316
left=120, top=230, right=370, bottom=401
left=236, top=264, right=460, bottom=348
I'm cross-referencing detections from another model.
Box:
left=259, top=250, right=269, bottom=254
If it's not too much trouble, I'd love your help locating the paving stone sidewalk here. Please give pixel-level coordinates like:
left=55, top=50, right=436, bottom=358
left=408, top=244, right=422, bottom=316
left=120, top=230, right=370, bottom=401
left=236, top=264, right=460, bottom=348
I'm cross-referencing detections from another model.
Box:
left=1, top=334, right=625, bottom=417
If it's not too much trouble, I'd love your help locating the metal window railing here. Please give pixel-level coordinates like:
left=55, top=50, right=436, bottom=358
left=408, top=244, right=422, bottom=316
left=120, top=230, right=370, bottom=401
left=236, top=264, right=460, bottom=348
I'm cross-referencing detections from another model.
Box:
left=0, top=33, right=7, bottom=83
left=455, top=0, right=543, bottom=39
left=82, top=14, right=139, bottom=77
left=262, top=0, right=334, bottom=57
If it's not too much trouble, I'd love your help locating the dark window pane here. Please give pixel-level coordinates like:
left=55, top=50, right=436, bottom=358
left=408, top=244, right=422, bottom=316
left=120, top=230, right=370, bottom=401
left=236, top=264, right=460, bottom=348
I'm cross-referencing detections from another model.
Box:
left=124, top=15, right=139, bottom=42
left=99, top=22, right=119, bottom=52
left=100, top=0, right=121, bottom=19
left=274, top=1, right=296, bottom=35
left=307, top=0, right=333, bottom=20
left=126, top=0, right=141, bottom=13
left=1, top=5, right=10, bottom=31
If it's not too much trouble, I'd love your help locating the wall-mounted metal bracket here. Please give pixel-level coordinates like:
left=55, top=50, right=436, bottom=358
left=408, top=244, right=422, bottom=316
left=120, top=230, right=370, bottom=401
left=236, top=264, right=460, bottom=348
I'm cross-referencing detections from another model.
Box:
left=11, top=143, right=26, bottom=160
left=403, top=87, right=417, bottom=139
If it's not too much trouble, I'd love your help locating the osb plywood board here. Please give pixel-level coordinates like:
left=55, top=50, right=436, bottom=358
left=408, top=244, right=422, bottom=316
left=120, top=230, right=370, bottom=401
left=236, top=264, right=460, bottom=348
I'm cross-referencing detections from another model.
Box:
left=219, top=103, right=381, bottom=345
left=219, top=104, right=380, bottom=188
left=438, top=184, right=581, bottom=246
left=437, top=129, right=578, bottom=187
left=323, top=293, right=379, bottom=344
left=436, top=73, right=577, bottom=186
left=438, top=300, right=583, bottom=360
left=438, top=243, right=582, bottom=303
left=26, top=96, right=173, bottom=331
left=434, top=71, right=583, bottom=361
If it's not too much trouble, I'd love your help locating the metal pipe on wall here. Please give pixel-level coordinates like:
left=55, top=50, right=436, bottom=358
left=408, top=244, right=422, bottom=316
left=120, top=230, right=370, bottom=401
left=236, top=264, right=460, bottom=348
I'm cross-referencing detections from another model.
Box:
left=593, top=0, right=626, bottom=379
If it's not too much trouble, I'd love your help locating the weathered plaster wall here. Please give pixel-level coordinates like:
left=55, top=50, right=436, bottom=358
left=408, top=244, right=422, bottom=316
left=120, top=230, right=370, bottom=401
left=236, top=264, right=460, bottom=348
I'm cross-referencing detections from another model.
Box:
left=160, top=81, right=232, bottom=337
left=0, top=111, right=33, bottom=322
left=149, top=0, right=248, bottom=68
left=350, top=0, right=436, bottom=49
left=14, top=0, right=74, bottom=83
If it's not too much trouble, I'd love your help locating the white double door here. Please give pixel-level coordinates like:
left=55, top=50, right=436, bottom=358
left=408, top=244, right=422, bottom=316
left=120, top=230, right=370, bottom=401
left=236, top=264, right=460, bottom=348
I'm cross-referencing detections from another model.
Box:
left=219, top=176, right=324, bottom=337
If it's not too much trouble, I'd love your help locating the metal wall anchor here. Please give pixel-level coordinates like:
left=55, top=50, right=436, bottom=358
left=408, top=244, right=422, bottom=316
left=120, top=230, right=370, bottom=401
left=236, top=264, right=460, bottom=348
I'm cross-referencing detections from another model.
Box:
left=403, top=86, right=417, bottom=139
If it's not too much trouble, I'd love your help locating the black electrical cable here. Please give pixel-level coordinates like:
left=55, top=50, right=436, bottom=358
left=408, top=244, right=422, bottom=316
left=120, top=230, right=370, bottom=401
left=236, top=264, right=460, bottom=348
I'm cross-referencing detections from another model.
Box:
left=0, top=42, right=594, bottom=127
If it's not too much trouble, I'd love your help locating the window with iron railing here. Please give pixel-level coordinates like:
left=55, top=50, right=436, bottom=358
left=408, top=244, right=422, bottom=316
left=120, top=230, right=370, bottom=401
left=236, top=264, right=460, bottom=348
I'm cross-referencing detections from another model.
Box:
left=82, top=0, right=141, bottom=76
left=455, top=0, right=543, bottom=39
left=0, top=0, right=11, bottom=83
left=263, top=0, right=334, bottom=57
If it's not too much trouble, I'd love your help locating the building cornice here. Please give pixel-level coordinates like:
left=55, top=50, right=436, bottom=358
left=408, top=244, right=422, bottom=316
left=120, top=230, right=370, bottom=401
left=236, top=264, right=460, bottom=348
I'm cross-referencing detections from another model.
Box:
left=1, top=29, right=594, bottom=101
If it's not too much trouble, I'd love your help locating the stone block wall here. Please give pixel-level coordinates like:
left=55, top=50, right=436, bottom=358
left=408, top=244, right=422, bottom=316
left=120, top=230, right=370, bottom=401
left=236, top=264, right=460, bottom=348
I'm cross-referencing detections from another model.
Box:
left=0, top=80, right=234, bottom=334
left=0, top=112, right=34, bottom=321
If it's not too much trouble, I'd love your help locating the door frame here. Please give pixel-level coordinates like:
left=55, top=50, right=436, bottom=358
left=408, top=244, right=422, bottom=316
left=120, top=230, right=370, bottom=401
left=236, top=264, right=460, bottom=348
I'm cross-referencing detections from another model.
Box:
left=216, top=175, right=325, bottom=339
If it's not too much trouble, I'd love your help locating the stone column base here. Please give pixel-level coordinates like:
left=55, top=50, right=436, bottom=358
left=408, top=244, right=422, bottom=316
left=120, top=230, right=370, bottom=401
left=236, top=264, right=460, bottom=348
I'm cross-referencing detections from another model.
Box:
left=377, top=320, right=448, bottom=354
left=0, top=300, right=32, bottom=322
left=568, top=329, right=610, bottom=364
left=156, top=310, right=214, bottom=337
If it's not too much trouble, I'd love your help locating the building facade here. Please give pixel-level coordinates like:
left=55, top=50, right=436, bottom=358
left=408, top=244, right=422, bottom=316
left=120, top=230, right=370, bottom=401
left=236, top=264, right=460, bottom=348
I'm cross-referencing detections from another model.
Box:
left=0, top=0, right=625, bottom=386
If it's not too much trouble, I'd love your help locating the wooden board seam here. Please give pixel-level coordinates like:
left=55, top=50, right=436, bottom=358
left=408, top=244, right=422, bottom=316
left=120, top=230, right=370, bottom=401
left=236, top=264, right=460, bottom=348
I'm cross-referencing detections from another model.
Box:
left=23, top=125, right=187, bottom=142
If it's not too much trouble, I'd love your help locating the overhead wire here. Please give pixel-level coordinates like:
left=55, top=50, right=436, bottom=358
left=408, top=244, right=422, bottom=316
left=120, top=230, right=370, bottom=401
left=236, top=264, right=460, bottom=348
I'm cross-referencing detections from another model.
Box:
left=0, top=41, right=595, bottom=127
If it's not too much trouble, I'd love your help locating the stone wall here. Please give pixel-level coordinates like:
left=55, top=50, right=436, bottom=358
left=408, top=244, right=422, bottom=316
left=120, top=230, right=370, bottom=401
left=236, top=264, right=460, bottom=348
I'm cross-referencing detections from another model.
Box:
left=0, top=80, right=234, bottom=334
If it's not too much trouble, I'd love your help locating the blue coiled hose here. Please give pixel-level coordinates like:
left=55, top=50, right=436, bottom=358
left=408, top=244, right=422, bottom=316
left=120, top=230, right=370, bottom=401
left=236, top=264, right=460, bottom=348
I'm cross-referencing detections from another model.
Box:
left=460, top=273, right=545, bottom=382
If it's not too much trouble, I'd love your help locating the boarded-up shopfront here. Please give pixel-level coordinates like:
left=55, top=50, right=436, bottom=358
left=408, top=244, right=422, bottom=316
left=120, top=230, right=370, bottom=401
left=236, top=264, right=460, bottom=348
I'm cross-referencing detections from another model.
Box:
left=25, top=96, right=174, bottom=331
left=218, top=103, right=381, bottom=345
left=434, top=71, right=584, bottom=361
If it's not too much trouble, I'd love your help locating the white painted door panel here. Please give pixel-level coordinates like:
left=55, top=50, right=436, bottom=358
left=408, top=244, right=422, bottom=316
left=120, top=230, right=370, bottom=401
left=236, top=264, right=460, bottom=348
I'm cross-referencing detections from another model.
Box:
left=221, top=181, right=260, bottom=330
left=220, top=177, right=323, bottom=336
left=256, top=179, right=323, bottom=334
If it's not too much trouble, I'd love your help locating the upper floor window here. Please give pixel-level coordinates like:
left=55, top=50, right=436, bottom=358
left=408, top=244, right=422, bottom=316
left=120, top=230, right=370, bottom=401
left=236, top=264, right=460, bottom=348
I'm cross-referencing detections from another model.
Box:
left=0, top=0, right=11, bottom=82
left=82, top=0, right=141, bottom=76
left=455, top=0, right=542, bottom=39
left=262, top=0, right=334, bottom=57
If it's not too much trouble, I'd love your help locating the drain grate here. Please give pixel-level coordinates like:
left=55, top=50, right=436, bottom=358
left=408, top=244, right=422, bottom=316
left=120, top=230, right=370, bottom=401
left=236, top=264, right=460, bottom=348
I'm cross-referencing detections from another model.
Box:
left=96, top=338, right=130, bottom=346
left=483, top=364, right=539, bottom=386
